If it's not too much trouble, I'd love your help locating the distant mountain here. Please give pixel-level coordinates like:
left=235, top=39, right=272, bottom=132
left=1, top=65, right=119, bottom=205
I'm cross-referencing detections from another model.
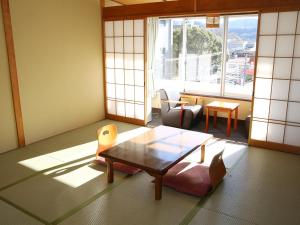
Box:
left=228, top=18, right=258, bottom=29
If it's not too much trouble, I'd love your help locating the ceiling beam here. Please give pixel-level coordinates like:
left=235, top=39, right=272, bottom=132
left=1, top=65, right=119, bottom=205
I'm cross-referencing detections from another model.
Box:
left=196, top=0, right=300, bottom=14
left=103, top=0, right=300, bottom=20
left=103, top=0, right=195, bottom=20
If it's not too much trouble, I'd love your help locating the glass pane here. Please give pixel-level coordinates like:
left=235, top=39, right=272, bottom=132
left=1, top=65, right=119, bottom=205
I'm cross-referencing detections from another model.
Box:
left=125, top=103, right=135, bottom=118
left=135, top=86, right=144, bottom=103
left=115, top=53, right=124, bottom=68
left=124, top=54, right=134, bottom=69
left=134, top=19, right=144, bottom=36
left=106, top=68, right=115, bottom=83
left=287, top=102, right=300, bottom=123
left=116, top=101, right=125, bottom=116
left=125, top=70, right=134, bottom=85
left=267, top=123, right=284, bottom=143
left=105, top=21, right=114, bottom=37
left=154, top=18, right=184, bottom=91
left=294, top=36, right=300, bottom=57
left=254, top=78, right=272, bottom=99
left=273, top=58, right=292, bottom=79
left=256, top=57, right=273, bottom=78
left=105, top=38, right=114, bottom=52
left=260, top=13, right=278, bottom=35
left=124, top=37, right=134, bottom=53
left=107, top=100, right=116, bottom=115
left=185, top=17, right=224, bottom=95
left=271, top=80, right=290, bottom=100
left=114, top=21, right=123, bottom=36
left=269, top=100, right=287, bottom=121
left=258, top=36, right=276, bottom=57
left=253, top=98, right=270, bottom=119
left=124, top=20, right=133, bottom=36
left=134, top=37, right=144, bottom=53
left=135, top=104, right=144, bottom=120
left=284, top=126, right=300, bottom=146
left=292, top=58, right=300, bottom=80
left=115, top=69, right=124, bottom=84
left=289, top=81, right=300, bottom=101
left=134, top=54, right=144, bottom=70
left=277, top=12, right=298, bottom=35
left=224, top=15, right=258, bottom=98
left=116, top=84, right=124, bottom=100
left=251, top=120, right=267, bottom=141
left=125, top=85, right=134, bottom=101
left=114, top=37, right=124, bottom=53
left=135, top=70, right=144, bottom=86
left=105, top=53, right=114, bottom=68
left=275, top=36, right=295, bottom=57
left=106, top=83, right=115, bottom=98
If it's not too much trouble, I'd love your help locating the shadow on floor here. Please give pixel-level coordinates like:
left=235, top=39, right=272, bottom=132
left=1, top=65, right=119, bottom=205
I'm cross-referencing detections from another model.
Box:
left=147, top=111, right=248, bottom=144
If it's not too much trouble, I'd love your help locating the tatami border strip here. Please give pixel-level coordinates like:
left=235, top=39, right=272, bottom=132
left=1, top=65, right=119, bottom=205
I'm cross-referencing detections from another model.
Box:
left=51, top=174, right=132, bottom=225
left=0, top=154, right=96, bottom=192
left=0, top=196, right=50, bottom=225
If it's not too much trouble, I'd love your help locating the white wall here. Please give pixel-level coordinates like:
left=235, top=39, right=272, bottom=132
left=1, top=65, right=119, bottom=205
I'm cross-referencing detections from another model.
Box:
left=7, top=0, right=104, bottom=145
left=0, top=6, right=18, bottom=153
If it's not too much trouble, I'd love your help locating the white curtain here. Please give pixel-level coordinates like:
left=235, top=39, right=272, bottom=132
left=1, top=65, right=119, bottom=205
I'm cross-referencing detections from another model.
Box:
left=146, top=17, right=159, bottom=123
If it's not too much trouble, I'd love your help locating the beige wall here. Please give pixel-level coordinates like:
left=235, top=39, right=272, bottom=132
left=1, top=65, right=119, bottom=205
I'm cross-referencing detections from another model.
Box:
left=8, top=0, right=104, bottom=144
left=152, top=94, right=252, bottom=120
left=0, top=7, right=18, bottom=153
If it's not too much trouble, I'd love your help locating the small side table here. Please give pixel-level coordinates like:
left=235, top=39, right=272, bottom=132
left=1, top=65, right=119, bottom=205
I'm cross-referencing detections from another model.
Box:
left=205, top=101, right=240, bottom=136
left=164, top=100, right=189, bottom=128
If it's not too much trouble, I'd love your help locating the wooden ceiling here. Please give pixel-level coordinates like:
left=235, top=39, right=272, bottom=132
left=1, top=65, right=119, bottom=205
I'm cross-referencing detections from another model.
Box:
left=105, top=0, right=178, bottom=7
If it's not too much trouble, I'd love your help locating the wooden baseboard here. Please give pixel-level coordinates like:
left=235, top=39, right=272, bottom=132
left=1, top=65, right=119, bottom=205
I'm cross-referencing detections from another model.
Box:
left=249, top=139, right=300, bottom=155
left=106, top=114, right=145, bottom=126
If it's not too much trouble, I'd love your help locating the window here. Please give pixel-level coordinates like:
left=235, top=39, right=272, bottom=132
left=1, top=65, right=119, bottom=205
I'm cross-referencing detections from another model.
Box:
left=155, top=15, right=258, bottom=99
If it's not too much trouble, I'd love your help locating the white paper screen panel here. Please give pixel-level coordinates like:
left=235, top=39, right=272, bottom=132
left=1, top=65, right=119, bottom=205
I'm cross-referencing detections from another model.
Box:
left=104, top=19, right=145, bottom=122
left=251, top=11, right=300, bottom=147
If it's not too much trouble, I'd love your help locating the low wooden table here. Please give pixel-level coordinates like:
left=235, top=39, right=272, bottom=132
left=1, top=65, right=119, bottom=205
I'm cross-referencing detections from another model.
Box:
left=205, top=101, right=240, bottom=137
left=100, top=125, right=213, bottom=200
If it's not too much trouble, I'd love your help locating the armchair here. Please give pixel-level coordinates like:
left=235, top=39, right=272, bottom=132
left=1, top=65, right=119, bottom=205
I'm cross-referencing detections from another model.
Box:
left=159, top=89, right=203, bottom=129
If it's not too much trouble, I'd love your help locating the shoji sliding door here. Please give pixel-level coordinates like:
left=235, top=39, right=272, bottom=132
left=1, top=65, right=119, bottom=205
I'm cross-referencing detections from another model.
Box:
left=250, top=11, right=300, bottom=150
left=104, top=19, right=145, bottom=124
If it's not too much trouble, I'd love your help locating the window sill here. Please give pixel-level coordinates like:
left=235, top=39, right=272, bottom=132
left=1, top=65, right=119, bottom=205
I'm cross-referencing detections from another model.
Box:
left=180, top=91, right=252, bottom=102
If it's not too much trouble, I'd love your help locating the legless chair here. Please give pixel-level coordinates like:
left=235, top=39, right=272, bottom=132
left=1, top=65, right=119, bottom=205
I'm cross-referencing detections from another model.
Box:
left=96, top=124, right=117, bottom=158
left=95, top=124, right=141, bottom=175
left=163, top=150, right=226, bottom=197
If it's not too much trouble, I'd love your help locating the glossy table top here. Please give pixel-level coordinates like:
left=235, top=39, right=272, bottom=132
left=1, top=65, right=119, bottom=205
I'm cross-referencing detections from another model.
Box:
left=100, top=126, right=213, bottom=174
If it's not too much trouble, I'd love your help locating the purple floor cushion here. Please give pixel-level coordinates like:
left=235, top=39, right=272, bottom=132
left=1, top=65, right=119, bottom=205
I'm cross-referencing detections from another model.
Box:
left=163, top=162, right=212, bottom=197
left=95, top=157, right=142, bottom=175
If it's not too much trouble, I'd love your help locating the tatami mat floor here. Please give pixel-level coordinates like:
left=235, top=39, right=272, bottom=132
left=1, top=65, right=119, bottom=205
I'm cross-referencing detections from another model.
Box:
left=0, top=119, right=299, bottom=225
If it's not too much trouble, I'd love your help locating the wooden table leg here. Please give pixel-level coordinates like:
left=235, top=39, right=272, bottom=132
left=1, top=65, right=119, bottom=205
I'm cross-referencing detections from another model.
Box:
left=205, top=108, right=209, bottom=132
left=213, top=111, right=217, bottom=128
left=106, top=158, right=114, bottom=183
left=201, top=144, right=205, bottom=163
left=227, top=111, right=232, bottom=137
left=154, top=175, right=163, bottom=200
left=234, top=107, right=238, bottom=131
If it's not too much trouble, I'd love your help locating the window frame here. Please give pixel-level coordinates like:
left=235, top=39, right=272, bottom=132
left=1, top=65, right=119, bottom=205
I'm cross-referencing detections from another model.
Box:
left=157, top=14, right=259, bottom=100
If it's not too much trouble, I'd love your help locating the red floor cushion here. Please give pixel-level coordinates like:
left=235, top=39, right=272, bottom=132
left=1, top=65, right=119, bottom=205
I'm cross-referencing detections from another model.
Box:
left=163, top=162, right=212, bottom=197
left=95, top=157, right=142, bottom=175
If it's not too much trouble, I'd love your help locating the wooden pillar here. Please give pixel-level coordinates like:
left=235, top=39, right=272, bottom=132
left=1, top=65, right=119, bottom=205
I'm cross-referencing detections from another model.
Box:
left=1, top=0, right=25, bottom=147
